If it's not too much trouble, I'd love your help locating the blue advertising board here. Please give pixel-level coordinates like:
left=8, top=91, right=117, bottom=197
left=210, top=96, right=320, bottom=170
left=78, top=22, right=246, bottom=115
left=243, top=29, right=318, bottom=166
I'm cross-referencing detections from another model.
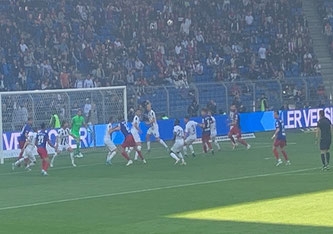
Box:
left=3, top=107, right=329, bottom=151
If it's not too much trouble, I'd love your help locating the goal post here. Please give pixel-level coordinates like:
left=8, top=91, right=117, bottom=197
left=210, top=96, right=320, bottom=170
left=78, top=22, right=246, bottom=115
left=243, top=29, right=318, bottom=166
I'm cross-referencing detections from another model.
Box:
left=0, top=86, right=127, bottom=164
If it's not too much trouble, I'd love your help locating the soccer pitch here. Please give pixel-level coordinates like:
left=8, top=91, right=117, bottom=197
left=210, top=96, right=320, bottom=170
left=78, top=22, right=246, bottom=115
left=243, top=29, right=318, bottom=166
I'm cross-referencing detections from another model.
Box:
left=0, top=131, right=332, bottom=234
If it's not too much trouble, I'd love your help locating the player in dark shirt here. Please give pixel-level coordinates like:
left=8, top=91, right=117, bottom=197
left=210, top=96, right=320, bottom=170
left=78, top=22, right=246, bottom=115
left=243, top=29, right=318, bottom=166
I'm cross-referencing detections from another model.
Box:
left=37, top=123, right=55, bottom=176
left=200, top=108, right=214, bottom=154
left=17, top=117, right=33, bottom=163
left=118, top=120, right=146, bottom=166
left=316, top=110, right=332, bottom=170
left=271, top=111, right=290, bottom=166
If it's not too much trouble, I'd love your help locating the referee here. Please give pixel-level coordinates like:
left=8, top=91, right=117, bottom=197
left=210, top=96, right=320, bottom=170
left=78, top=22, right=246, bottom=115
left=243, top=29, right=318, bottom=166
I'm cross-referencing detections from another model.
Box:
left=316, top=110, right=331, bottom=170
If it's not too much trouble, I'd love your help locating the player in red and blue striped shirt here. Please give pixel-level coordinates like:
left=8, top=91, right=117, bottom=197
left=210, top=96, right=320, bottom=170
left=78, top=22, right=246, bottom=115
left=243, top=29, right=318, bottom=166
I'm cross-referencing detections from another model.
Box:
left=37, top=123, right=55, bottom=176
left=271, top=111, right=290, bottom=166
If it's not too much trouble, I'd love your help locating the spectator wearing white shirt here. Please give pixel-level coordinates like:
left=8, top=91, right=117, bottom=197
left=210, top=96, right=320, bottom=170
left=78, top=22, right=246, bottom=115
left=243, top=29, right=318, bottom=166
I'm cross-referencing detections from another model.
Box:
left=213, top=54, right=224, bottom=66
left=206, top=52, right=214, bottom=67
left=19, top=39, right=28, bottom=53
left=135, top=57, right=144, bottom=71
left=175, top=43, right=182, bottom=55
left=84, top=75, right=96, bottom=88
left=194, top=61, right=203, bottom=75
left=75, top=77, right=84, bottom=88
left=258, top=44, right=267, bottom=64
left=245, top=12, right=254, bottom=26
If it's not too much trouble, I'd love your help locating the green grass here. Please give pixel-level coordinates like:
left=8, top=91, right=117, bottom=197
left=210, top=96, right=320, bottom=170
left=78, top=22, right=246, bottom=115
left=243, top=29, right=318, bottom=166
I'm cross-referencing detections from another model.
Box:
left=0, top=131, right=332, bottom=234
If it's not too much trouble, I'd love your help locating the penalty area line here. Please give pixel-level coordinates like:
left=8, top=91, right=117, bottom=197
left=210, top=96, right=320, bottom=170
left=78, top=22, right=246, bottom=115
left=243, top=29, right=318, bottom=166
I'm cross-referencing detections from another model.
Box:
left=0, top=166, right=319, bottom=211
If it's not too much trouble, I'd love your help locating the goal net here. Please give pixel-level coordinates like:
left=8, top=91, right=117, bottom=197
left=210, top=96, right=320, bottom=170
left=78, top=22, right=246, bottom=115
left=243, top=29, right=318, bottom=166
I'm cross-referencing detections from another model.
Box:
left=0, top=86, right=127, bottom=164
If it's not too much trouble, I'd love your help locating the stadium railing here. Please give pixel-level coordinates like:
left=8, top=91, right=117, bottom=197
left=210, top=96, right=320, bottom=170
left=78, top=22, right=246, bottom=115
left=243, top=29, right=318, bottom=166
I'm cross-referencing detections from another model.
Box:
left=128, top=76, right=326, bottom=118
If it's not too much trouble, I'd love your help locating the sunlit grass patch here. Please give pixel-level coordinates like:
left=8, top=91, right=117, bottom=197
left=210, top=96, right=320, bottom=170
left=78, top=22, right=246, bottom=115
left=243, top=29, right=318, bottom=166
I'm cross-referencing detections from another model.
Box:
left=170, top=190, right=333, bottom=228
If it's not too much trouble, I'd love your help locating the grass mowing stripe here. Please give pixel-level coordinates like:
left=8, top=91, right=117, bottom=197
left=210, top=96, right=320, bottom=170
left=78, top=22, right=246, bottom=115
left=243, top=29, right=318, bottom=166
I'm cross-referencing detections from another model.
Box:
left=0, top=166, right=319, bottom=211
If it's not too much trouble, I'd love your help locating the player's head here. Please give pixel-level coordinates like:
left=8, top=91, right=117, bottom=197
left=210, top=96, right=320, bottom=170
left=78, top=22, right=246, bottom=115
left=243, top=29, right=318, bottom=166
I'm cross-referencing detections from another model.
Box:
left=77, top=109, right=82, bottom=116
left=135, top=108, right=142, bottom=116
left=274, top=110, right=280, bottom=119
left=108, top=116, right=113, bottom=123
left=201, top=108, right=208, bottom=116
left=319, top=110, right=325, bottom=119
left=146, top=101, right=152, bottom=111
left=230, top=104, right=236, bottom=112
left=184, top=116, right=190, bottom=124
left=40, top=122, right=46, bottom=130
left=174, top=119, right=180, bottom=126
left=27, top=117, right=33, bottom=125
left=61, top=121, right=68, bottom=128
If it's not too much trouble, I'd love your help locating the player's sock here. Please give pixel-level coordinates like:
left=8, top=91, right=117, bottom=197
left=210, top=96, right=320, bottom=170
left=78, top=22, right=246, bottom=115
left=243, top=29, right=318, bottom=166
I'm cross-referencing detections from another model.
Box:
left=237, top=139, right=248, bottom=147
left=136, top=150, right=144, bottom=160
left=202, top=142, right=207, bottom=153
left=189, top=145, right=194, bottom=154
left=326, top=152, right=330, bottom=165
left=50, top=153, right=57, bottom=166
left=170, top=152, right=179, bottom=161
left=147, top=141, right=151, bottom=151
left=42, top=159, right=49, bottom=171
left=214, top=140, right=221, bottom=150
left=321, top=153, right=326, bottom=166
left=110, top=151, right=116, bottom=159
left=134, top=151, right=138, bottom=160
left=273, top=148, right=280, bottom=160
left=281, top=150, right=288, bottom=161
left=121, top=151, right=130, bottom=161
left=106, top=152, right=112, bottom=162
left=228, top=135, right=236, bottom=144
left=14, top=158, right=25, bottom=167
left=159, top=139, right=168, bottom=149
left=183, top=146, right=188, bottom=155
left=75, top=142, right=80, bottom=155
left=70, top=152, right=75, bottom=164
left=207, top=142, right=213, bottom=150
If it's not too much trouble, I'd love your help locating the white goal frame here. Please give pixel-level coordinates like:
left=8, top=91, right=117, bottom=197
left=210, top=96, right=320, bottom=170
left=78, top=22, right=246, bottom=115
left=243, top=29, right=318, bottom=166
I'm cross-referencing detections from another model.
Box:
left=0, top=86, right=127, bottom=164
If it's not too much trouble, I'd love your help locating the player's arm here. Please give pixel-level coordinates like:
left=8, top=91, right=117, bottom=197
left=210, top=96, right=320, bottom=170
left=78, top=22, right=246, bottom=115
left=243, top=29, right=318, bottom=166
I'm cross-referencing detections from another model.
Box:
left=272, top=128, right=279, bottom=140
left=109, top=126, right=120, bottom=134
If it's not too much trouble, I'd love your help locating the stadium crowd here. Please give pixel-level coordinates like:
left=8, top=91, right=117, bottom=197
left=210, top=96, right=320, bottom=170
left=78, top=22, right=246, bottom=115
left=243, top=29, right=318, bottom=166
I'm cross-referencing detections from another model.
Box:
left=0, top=0, right=318, bottom=92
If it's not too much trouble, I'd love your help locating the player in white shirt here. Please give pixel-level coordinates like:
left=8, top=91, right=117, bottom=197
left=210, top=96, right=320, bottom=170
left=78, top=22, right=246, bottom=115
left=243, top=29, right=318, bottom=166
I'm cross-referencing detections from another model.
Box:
left=145, top=101, right=169, bottom=152
left=183, top=116, right=198, bottom=157
left=208, top=110, right=221, bottom=151
left=129, top=109, right=143, bottom=160
left=170, top=119, right=186, bottom=165
left=50, top=121, right=76, bottom=167
left=12, top=128, right=38, bottom=171
left=104, top=117, right=119, bottom=165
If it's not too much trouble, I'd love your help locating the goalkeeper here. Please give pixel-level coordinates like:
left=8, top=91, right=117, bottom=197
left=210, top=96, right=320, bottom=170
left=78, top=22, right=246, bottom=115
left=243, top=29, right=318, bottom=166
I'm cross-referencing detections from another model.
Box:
left=71, top=109, right=89, bottom=158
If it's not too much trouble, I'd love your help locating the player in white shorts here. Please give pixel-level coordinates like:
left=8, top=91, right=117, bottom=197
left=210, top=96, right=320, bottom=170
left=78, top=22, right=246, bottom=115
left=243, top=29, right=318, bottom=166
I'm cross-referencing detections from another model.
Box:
left=129, top=109, right=143, bottom=160
left=145, top=101, right=169, bottom=152
left=50, top=121, right=76, bottom=167
left=12, top=128, right=37, bottom=171
left=208, top=110, right=221, bottom=151
left=104, top=117, right=119, bottom=165
left=183, top=116, right=198, bottom=157
left=170, top=119, right=186, bottom=165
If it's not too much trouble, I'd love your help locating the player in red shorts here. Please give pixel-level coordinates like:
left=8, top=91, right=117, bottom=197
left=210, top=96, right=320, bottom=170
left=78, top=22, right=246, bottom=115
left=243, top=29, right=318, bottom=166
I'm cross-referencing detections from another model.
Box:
left=228, top=105, right=250, bottom=150
left=36, top=123, right=55, bottom=176
left=118, top=120, right=146, bottom=166
left=272, top=111, right=290, bottom=166
left=16, top=117, right=33, bottom=165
